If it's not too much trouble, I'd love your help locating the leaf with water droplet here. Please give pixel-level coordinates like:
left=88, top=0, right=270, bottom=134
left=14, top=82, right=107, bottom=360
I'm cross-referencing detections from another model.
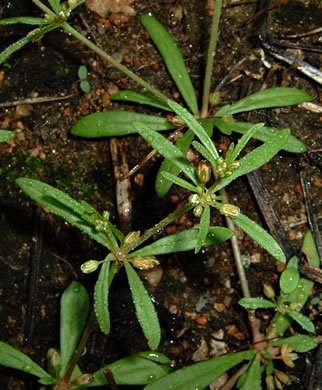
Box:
left=286, top=310, right=315, bottom=333
left=124, top=262, right=161, bottom=350
left=271, top=334, right=318, bottom=352
left=215, top=129, right=291, bottom=192
left=280, top=267, right=300, bottom=294
left=0, top=341, right=54, bottom=381
left=90, top=351, right=170, bottom=386
left=60, top=281, right=89, bottom=378
left=239, top=297, right=275, bottom=310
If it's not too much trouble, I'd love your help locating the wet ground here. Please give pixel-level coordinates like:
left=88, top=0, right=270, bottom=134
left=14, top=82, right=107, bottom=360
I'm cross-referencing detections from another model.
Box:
left=0, top=0, right=321, bottom=389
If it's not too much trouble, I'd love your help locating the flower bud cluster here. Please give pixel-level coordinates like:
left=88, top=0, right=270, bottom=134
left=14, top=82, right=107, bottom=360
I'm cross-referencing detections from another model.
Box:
left=216, top=157, right=240, bottom=178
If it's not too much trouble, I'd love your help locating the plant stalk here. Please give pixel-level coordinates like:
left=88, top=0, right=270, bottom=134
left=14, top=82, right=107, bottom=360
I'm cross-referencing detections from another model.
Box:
left=33, top=0, right=56, bottom=18
left=55, top=312, right=96, bottom=389
left=219, top=188, right=251, bottom=298
left=200, top=0, right=223, bottom=118
left=124, top=203, right=194, bottom=254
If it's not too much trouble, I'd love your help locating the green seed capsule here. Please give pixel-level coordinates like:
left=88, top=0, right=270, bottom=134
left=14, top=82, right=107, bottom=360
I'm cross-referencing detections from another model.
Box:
left=124, top=231, right=140, bottom=246
left=132, top=257, right=159, bottom=270
left=80, top=260, right=100, bottom=274
left=193, top=205, right=203, bottom=217
left=220, top=204, right=240, bottom=218
left=264, top=284, right=275, bottom=300
left=197, top=161, right=211, bottom=184
left=75, top=373, right=94, bottom=385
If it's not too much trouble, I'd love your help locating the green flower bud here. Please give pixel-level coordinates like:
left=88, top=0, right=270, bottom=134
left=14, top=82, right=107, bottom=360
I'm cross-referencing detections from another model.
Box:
left=274, top=369, right=290, bottom=385
left=102, top=210, right=110, bottom=221
left=220, top=204, right=240, bottom=218
left=74, top=373, right=94, bottom=386
left=169, top=115, right=186, bottom=127
left=209, top=91, right=221, bottom=106
left=265, top=375, right=275, bottom=390
left=95, top=219, right=108, bottom=232
left=47, top=348, right=61, bottom=372
left=264, top=284, right=275, bottom=300
left=193, top=204, right=203, bottom=217
left=131, top=257, right=159, bottom=270
left=68, top=0, right=77, bottom=7
left=124, top=231, right=140, bottom=246
left=197, top=161, right=211, bottom=184
left=188, top=193, right=200, bottom=206
left=230, top=161, right=240, bottom=171
left=289, top=302, right=302, bottom=311
left=81, top=260, right=101, bottom=274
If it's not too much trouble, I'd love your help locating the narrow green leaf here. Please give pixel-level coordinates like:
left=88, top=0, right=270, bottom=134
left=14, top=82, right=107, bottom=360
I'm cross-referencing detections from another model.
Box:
left=215, top=129, right=290, bottom=192
left=94, top=262, right=111, bottom=335
left=0, top=130, right=15, bottom=142
left=130, top=227, right=234, bottom=257
left=71, top=111, right=175, bottom=137
left=59, top=281, right=89, bottom=378
left=192, top=141, right=217, bottom=167
left=228, top=123, right=264, bottom=163
left=214, top=119, right=307, bottom=153
left=286, top=310, right=315, bottom=333
left=144, top=350, right=255, bottom=390
left=161, top=171, right=198, bottom=193
left=0, top=24, right=59, bottom=65
left=90, top=352, right=170, bottom=386
left=280, top=267, right=300, bottom=294
left=0, top=342, right=54, bottom=380
left=124, top=262, right=161, bottom=350
left=156, top=120, right=213, bottom=198
left=239, top=298, right=276, bottom=310
left=271, top=335, right=318, bottom=353
left=233, top=213, right=286, bottom=263
left=238, top=355, right=261, bottom=390
left=156, top=129, right=194, bottom=197
left=0, top=17, right=46, bottom=25
left=141, top=15, right=198, bottom=115
left=16, top=178, right=111, bottom=249
left=195, top=204, right=210, bottom=254
left=48, top=0, right=61, bottom=13
left=215, top=88, right=312, bottom=116
left=168, top=99, right=219, bottom=161
left=111, top=91, right=171, bottom=111
left=134, top=121, right=199, bottom=185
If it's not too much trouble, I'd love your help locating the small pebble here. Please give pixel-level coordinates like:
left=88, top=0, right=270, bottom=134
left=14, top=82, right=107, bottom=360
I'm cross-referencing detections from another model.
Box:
left=196, top=316, right=208, bottom=326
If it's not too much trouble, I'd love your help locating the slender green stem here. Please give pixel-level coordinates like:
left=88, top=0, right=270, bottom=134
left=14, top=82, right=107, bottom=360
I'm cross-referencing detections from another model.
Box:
left=61, top=22, right=169, bottom=101
left=200, top=0, right=223, bottom=118
left=32, top=0, right=56, bottom=18
left=56, top=312, right=96, bottom=389
left=219, top=188, right=251, bottom=298
left=123, top=203, right=194, bottom=254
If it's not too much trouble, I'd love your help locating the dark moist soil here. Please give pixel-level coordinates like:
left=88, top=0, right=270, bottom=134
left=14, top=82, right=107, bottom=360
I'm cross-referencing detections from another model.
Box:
left=0, top=0, right=321, bottom=389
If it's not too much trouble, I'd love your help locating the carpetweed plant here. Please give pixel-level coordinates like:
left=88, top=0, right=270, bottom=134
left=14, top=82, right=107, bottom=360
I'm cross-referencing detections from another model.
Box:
left=0, top=0, right=319, bottom=389
left=0, top=281, right=171, bottom=389
left=15, top=177, right=233, bottom=350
